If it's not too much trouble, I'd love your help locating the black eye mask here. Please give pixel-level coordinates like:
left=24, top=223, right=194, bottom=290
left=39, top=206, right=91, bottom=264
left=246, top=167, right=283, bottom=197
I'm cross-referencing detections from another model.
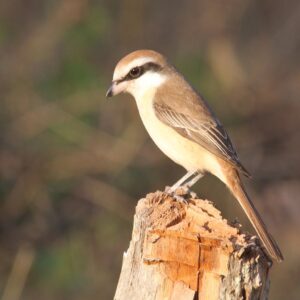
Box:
left=116, top=62, right=162, bottom=84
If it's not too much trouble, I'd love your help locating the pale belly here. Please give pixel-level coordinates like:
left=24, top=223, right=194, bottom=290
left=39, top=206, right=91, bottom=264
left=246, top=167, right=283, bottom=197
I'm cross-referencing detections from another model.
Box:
left=136, top=96, right=226, bottom=183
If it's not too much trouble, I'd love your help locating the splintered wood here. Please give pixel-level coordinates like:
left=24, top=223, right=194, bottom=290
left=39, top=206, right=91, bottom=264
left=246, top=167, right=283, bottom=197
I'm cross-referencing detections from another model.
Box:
left=114, top=191, right=271, bottom=300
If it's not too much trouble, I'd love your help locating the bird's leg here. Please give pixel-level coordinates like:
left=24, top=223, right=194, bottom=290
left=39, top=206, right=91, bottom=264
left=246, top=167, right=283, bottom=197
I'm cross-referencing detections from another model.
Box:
left=184, top=172, right=204, bottom=189
left=168, top=170, right=196, bottom=193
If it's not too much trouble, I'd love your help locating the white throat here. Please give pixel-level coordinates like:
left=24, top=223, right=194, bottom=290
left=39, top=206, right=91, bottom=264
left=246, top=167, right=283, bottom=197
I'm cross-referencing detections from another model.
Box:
left=127, top=72, right=167, bottom=101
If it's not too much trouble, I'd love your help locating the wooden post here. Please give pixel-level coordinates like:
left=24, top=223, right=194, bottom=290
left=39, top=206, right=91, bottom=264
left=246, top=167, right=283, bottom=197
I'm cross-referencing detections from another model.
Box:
left=114, top=189, right=271, bottom=300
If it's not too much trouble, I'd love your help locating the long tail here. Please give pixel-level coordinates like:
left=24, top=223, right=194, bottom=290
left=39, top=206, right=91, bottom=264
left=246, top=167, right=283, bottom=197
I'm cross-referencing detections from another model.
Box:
left=225, top=169, right=283, bottom=262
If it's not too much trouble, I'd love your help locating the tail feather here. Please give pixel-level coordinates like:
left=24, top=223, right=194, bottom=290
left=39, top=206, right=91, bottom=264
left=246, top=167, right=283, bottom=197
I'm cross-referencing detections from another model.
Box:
left=227, top=170, right=283, bottom=262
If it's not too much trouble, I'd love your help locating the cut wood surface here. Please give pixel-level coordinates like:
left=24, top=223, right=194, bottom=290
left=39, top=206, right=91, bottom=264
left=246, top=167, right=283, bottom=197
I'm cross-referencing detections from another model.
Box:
left=114, top=189, right=271, bottom=300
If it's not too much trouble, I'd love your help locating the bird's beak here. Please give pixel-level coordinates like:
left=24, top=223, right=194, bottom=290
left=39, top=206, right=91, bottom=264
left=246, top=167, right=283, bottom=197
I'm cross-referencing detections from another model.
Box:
left=106, top=80, right=126, bottom=98
left=106, top=84, right=114, bottom=98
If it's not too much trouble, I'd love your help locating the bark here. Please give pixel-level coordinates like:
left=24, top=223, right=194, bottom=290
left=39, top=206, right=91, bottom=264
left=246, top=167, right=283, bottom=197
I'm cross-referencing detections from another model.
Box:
left=114, top=189, right=271, bottom=300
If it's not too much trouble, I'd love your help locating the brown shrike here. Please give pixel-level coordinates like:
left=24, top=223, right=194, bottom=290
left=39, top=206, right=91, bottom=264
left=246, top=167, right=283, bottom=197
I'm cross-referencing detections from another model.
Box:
left=106, top=50, right=283, bottom=262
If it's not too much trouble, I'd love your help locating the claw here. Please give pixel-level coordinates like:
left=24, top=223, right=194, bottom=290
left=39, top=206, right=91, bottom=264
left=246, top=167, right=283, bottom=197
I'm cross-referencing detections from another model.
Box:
left=173, top=194, right=189, bottom=204
left=165, top=187, right=190, bottom=204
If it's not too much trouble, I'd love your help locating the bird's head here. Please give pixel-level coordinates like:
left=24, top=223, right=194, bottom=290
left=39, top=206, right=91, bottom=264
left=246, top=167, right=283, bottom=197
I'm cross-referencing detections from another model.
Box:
left=106, top=50, right=168, bottom=100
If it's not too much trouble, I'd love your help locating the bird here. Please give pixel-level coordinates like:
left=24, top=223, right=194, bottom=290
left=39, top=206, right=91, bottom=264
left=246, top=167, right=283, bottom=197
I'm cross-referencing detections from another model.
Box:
left=106, top=49, right=283, bottom=262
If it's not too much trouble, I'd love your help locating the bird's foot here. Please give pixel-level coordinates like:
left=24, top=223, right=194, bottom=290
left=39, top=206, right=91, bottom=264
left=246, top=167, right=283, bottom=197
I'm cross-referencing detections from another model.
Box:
left=173, top=194, right=189, bottom=204
left=165, top=185, right=195, bottom=204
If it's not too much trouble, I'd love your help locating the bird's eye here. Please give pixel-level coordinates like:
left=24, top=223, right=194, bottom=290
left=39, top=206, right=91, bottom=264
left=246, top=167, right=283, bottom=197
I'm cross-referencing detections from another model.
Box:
left=129, top=67, right=142, bottom=78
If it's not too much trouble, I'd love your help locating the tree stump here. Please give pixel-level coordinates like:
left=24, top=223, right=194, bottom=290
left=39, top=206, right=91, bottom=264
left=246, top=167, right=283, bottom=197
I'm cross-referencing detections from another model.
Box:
left=114, top=189, right=271, bottom=300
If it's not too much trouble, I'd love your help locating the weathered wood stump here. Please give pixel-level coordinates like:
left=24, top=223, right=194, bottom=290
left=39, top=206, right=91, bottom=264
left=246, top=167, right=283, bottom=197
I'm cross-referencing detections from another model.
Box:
left=114, top=190, right=271, bottom=300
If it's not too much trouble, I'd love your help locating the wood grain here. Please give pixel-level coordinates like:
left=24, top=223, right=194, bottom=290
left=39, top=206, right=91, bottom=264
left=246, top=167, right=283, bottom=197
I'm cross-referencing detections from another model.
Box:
left=114, top=190, right=271, bottom=300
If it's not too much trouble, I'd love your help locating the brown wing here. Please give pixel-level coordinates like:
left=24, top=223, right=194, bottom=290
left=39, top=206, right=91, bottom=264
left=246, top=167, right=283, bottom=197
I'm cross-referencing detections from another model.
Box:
left=154, top=102, right=251, bottom=177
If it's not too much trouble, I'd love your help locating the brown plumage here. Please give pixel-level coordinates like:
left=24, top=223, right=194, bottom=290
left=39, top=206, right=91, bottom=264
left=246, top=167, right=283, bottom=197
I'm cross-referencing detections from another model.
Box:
left=153, top=70, right=251, bottom=177
left=107, top=49, right=283, bottom=262
left=152, top=69, right=282, bottom=262
left=220, top=159, right=283, bottom=262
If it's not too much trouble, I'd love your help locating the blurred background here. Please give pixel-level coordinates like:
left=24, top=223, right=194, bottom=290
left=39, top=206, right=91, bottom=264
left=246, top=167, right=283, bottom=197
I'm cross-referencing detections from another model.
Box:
left=0, top=0, right=299, bottom=299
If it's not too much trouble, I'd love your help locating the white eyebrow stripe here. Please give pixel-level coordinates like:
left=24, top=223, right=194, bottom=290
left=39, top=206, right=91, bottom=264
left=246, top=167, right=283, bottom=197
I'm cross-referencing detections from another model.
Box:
left=113, top=57, right=154, bottom=81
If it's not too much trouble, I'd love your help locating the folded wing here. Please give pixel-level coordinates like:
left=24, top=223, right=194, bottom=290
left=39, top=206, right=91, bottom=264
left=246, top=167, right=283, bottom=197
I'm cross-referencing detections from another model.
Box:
left=154, top=102, right=250, bottom=177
